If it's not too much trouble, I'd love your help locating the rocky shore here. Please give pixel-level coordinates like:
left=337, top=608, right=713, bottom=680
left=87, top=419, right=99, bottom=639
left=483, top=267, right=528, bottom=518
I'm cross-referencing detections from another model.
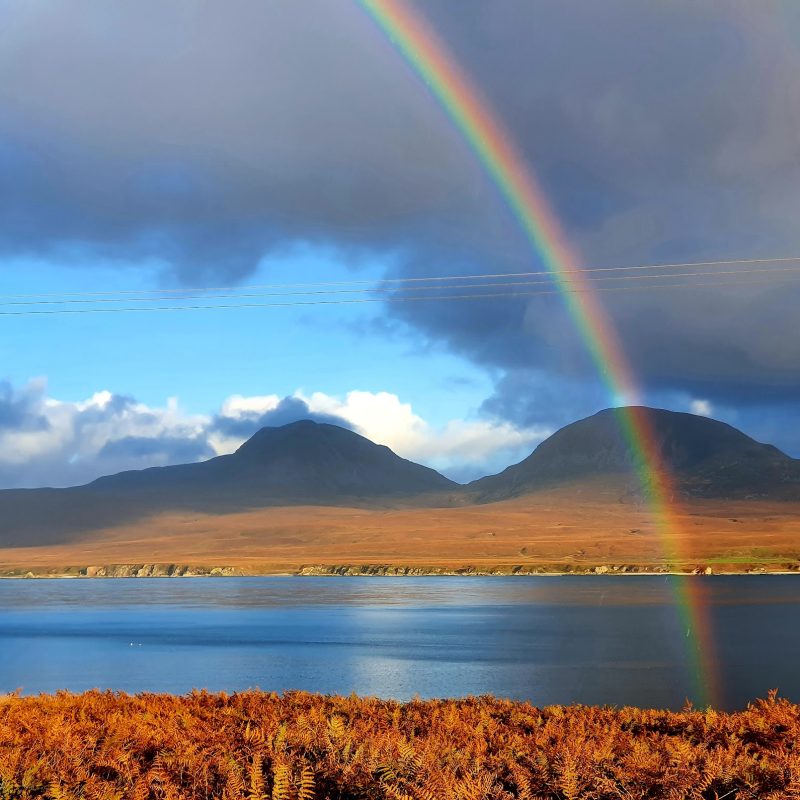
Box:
left=0, top=561, right=797, bottom=578
left=0, top=564, right=243, bottom=579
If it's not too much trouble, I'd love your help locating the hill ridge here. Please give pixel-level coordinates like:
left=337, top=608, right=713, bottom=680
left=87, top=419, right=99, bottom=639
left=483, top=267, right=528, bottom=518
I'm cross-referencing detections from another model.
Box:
left=0, top=419, right=458, bottom=546
left=2, top=407, right=799, bottom=548
left=469, top=406, right=800, bottom=501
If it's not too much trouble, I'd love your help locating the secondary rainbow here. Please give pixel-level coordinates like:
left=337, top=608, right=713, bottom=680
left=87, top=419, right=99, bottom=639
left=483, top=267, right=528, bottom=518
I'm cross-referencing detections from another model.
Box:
left=360, top=0, right=721, bottom=706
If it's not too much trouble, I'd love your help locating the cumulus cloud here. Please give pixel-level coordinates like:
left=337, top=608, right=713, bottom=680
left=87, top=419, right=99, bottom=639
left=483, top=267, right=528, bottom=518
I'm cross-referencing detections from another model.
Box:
left=0, top=382, right=211, bottom=487
left=0, top=381, right=548, bottom=489
left=298, top=390, right=550, bottom=481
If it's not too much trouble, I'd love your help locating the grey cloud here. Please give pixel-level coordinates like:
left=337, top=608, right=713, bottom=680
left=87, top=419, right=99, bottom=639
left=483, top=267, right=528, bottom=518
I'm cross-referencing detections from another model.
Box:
left=380, top=0, right=800, bottom=410
left=2, top=0, right=799, bottom=415
left=0, top=0, right=489, bottom=279
left=480, top=371, right=609, bottom=431
left=211, top=396, right=354, bottom=440
left=0, top=380, right=50, bottom=432
left=96, top=435, right=215, bottom=465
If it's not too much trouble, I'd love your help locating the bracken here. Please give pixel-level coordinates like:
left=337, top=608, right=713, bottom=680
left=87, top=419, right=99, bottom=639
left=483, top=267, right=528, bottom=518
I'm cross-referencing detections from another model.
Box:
left=0, top=690, right=798, bottom=799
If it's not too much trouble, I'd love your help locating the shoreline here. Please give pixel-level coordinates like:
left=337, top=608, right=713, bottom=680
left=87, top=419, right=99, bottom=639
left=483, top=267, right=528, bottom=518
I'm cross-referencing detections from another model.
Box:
left=0, top=562, right=797, bottom=578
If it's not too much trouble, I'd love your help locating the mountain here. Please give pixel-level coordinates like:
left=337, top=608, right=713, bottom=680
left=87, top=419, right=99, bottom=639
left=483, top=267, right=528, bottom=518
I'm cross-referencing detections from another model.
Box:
left=89, top=420, right=456, bottom=500
left=468, top=407, right=800, bottom=501
left=0, top=420, right=457, bottom=546
left=2, top=409, right=799, bottom=550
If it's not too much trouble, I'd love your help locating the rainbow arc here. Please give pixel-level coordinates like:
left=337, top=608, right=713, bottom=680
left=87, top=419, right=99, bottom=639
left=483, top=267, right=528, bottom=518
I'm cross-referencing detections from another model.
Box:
left=361, top=0, right=721, bottom=707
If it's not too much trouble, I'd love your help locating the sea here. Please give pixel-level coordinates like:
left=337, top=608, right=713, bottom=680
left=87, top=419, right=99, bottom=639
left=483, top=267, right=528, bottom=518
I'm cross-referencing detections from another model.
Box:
left=1, top=575, right=797, bottom=710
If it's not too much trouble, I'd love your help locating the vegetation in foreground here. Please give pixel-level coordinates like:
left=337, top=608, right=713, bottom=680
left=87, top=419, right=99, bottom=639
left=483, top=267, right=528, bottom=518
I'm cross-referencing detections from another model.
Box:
left=1, top=691, right=799, bottom=799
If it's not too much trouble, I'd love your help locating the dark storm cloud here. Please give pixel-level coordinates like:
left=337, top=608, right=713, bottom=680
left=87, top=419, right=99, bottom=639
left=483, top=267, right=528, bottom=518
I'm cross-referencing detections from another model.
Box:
left=2, top=0, right=800, bottom=411
left=210, top=396, right=354, bottom=439
left=381, top=0, right=800, bottom=411
left=0, top=0, right=493, bottom=280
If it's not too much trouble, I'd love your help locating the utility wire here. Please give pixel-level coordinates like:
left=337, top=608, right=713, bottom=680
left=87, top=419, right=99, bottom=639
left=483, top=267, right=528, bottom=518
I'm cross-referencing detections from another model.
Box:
left=2, top=255, right=800, bottom=301
left=3, top=263, right=800, bottom=307
left=0, top=273, right=796, bottom=317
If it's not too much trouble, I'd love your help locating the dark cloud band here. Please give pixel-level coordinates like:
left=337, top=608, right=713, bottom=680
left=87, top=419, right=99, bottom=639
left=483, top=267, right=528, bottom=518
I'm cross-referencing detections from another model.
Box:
left=1, top=0, right=798, bottom=419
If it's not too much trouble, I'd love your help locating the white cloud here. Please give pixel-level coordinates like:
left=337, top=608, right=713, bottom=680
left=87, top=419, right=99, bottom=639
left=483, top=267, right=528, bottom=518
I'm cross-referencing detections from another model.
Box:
left=0, top=379, right=210, bottom=488
left=297, top=390, right=550, bottom=481
left=0, top=381, right=547, bottom=488
left=219, top=393, right=280, bottom=417
left=690, top=399, right=714, bottom=417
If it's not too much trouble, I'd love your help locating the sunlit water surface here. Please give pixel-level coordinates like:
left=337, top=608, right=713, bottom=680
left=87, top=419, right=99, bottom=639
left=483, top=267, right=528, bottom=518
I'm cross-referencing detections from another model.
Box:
left=1, top=576, right=798, bottom=709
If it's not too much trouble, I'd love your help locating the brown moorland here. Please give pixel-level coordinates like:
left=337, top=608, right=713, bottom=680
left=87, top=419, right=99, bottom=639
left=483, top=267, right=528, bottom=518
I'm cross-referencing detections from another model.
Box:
left=2, top=480, right=800, bottom=576
left=1, top=689, right=798, bottom=799
left=2, top=410, right=800, bottom=577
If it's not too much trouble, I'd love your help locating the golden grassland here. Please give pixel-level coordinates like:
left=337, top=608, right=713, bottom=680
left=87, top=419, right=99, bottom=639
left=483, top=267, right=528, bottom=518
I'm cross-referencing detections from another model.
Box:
left=1, top=690, right=799, bottom=799
left=2, top=485, right=800, bottom=576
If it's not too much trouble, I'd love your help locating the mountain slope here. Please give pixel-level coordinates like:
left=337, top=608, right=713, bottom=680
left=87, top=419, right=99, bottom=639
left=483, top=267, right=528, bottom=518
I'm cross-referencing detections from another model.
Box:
left=469, top=407, right=800, bottom=501
left=0, top=420, right=457, bottom=546
left=90, top=420, right=456, bottom=500
left=2, top=409, right=799, bottom=550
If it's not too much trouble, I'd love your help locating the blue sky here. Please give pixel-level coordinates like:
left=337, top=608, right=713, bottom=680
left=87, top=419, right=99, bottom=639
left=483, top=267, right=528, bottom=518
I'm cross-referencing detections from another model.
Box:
left=1, top=0, right=800, bottom=488
left=2, top=250, right=490, bottom=422
left=1, top=247, right=526, bottom=488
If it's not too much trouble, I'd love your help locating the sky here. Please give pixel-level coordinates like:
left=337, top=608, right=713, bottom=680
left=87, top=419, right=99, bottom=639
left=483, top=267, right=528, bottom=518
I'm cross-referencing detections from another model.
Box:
left=1, top=0, right=800, bottom=488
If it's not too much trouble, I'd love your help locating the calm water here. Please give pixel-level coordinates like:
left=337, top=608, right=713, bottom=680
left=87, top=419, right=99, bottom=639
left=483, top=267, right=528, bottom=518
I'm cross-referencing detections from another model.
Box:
left=1, top=576, right=798, bottom=709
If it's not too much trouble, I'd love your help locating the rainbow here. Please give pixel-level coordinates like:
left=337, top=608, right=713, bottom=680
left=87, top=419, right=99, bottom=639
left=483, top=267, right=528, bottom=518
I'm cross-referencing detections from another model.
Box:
left=360, top=0, right=721, bottom=707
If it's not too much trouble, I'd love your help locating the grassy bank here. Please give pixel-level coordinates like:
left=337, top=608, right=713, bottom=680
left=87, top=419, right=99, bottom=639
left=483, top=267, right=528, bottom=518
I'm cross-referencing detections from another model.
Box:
left=1, top=691, right=798, bottom=799
left=2, top=494, right=799, bottom=581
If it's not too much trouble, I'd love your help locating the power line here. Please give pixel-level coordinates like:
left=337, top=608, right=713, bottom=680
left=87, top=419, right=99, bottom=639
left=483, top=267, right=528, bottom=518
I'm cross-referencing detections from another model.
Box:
left=2, top=255, right=800, bottom=301
left=0, top=273, right=795, bottom=317
left=3, top=262, right=800, bottom=307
